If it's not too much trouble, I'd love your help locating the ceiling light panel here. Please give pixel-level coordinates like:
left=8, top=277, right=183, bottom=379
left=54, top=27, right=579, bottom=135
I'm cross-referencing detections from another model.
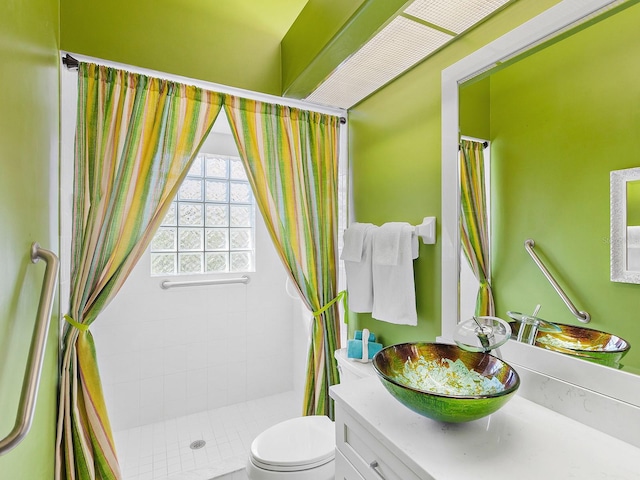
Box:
left=306, top=16, right=452, bottom=109
left=404, top=0, right=510, bottom=34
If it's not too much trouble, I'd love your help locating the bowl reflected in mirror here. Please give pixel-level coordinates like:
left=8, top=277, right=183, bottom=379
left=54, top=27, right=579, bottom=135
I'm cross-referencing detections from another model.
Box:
left=510, top=322, right=630, bottom=368
left=373, top=343, right=520, bottom=423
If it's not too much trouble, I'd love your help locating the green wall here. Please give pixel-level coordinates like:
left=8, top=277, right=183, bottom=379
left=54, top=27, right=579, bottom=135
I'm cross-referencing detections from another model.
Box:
left=460, top=77, right=491, bottom=140
left=490, top=2, right=640, bottom=371
left=349, top=0, right=563, bottom=345
left=0, top=0, right=60, bottom=477
left=60, top=0, right=307, bottom=96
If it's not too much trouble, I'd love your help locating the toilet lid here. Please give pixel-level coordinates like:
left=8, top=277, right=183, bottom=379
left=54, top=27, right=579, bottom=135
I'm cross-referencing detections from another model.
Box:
left=250, top=416, right=335, bottom=472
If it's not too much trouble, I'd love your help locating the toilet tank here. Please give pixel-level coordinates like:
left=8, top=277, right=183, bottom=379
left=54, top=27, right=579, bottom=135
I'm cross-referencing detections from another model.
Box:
left=334, top=348, right=375, bottom=383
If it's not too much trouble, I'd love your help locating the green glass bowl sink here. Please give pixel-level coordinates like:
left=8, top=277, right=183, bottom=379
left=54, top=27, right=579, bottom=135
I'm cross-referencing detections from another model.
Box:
left=372, top=343, right=520, bottom=423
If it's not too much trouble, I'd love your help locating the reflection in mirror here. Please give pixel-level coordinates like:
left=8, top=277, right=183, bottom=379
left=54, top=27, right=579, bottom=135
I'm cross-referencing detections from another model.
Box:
left=459, top=137, right=490, bottom=321
left=611, top=167, right=640, bottom=284
left=626, top=179, right=640, bottom=271
left=452, top=2, right=640, bottom=374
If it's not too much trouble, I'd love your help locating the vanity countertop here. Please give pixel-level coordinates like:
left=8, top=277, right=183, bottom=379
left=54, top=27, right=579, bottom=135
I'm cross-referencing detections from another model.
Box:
left=330, top=377, right=640, bottom=479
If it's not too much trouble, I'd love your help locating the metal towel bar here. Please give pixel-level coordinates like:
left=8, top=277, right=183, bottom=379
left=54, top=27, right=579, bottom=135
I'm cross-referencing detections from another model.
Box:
left=524, top=239, right=590, bottom=324
left=0, top=243, right=59, bottom=456
left=160, top=275, right=250, bottom=289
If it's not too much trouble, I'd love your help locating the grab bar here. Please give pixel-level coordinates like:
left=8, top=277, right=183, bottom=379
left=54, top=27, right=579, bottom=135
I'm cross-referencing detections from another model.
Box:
left=160, top=275, right=250, bottom=289
left=0, top=243, right=59, bottom=456
left=524, top=239, right=590, bottom=323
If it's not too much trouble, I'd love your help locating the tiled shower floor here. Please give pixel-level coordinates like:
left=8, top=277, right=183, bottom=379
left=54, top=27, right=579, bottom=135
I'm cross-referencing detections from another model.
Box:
left=115, top=391, right=299, bottom=480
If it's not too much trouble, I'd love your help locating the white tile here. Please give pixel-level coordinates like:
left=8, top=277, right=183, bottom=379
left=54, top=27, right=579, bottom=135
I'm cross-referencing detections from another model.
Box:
left=207, top=365, right=228, bottom=391
left=98, top=353, right=119, bottom=386
left=187, top=343, right=208, bottom=368
left=164, top=318, right=190, bottom=346
left=140, top=348, right=165, bottom=379
left=139, top=402, right=164, bottom=428
left=140, top=320, right=165, bottom=349
left=227, top=362, right=246, bottom=389
left=207, top=340, right=230, bottom=367
left=164, top=400, right=187, bottom=419
left=112, top=351, right=142, bottom=384
left=112, top=406, right=140, bottom=431
left=164, top=345, right=188, bottom=375
left=140, top=377, right=164, bottom=407
left=226, top=312, right=247, bottom=337
left=113, top=381, right=140, bottom=412
left=227, top=337, right=247, bottom=359
left=164, top=372, right=188, bottom=404
left=207, top=387, right=228, bottom=410
left=187, top=369, right=207, bottom=399
left=185, top=316, right=208, bottom=345
left=227, top=386, right=247, bottom=405
left=212, top=313, right=241, bottom=339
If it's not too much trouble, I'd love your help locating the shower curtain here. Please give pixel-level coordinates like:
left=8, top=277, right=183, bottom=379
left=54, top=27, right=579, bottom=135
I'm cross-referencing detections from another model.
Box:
left=57, top=62, right=342, bottom=479
left=224, top=96, right=342, bottom=418
left=459, top=139, right=495, bottom=316
left=56, top=62, right=222, bottom=480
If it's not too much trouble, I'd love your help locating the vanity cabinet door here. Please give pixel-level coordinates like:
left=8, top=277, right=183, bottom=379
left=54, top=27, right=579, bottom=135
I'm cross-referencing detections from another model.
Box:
left=335, top=450, right=366, bottom=480
left=335, top=407, right=431, bottom=480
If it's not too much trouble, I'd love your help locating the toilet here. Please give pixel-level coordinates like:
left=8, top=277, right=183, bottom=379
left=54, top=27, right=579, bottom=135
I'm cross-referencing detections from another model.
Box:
left=246, top=348, right=374, bottom=479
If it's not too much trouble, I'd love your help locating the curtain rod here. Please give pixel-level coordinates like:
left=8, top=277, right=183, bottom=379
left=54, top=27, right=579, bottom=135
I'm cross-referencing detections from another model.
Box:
left=60, top=53, right=347, bottom=124
left=62, top=54, right=79, bottom=70
left=460, top=135, right=489, bottom=148
left=458, top=141, right=489, bottom=150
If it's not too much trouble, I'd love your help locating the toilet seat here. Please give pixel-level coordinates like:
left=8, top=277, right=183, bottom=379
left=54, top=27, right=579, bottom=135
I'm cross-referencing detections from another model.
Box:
left=249, top=415, right=335, bottom=472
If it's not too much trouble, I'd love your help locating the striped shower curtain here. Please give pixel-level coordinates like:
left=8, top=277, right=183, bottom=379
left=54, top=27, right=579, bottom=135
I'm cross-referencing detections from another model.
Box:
left=459, top=139, right=495, bottom=316
left=55, top=63, right=222, bottom=480
left=224, top=96, right=342, bottom=418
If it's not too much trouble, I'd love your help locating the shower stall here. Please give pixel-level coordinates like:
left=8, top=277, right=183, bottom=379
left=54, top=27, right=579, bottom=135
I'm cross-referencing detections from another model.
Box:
left=60, top=65, right=346, bottom=480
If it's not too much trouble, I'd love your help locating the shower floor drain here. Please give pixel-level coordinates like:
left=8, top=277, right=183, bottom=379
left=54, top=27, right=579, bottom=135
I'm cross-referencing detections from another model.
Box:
left=190, top=440, right=206, bottom=450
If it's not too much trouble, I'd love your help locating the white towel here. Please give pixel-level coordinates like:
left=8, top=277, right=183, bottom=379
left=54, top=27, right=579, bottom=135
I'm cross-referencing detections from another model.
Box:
left=371, top=222, right=418, bottom=325
left=342, top=223, right=377, bottom=312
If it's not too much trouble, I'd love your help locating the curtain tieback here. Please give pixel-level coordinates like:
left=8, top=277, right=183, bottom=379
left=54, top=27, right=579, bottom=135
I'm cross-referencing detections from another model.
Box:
left=64, top=314, right=89, bottom=331
left=312, top=290, right=348, bottom=324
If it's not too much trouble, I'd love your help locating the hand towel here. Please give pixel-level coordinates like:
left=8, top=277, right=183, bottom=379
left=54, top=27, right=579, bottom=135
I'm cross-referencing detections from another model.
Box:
left=342, top=223, right=377, bottom=312
left=341, top=223, right=374, bottom=261
left=371, top=222, right=418, bottom=325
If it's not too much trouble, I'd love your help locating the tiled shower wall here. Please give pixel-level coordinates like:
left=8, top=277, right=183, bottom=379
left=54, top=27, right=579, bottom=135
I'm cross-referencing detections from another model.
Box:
left=91, top=214, right=296, bottom=431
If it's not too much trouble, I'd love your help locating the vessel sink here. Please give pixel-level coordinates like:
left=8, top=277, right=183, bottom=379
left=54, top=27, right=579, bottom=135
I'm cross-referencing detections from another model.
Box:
left=509, top=321, right=630, bottom=367
left=372, top=343, right=520, bottom=423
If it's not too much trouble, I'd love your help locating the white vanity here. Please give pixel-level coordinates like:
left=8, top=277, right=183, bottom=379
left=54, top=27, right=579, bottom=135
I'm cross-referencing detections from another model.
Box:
left=330, top=376, right=640, bottom=479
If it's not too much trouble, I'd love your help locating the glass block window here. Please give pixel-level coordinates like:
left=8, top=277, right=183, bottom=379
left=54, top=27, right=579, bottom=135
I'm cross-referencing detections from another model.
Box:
left=150, top=154, right=255, bottom=275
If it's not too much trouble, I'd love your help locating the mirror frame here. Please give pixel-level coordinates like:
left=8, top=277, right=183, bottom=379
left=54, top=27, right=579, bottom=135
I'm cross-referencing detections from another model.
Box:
left=611, top=167, right=640, bottom=283
left=441, top=0, right=640, bottom=407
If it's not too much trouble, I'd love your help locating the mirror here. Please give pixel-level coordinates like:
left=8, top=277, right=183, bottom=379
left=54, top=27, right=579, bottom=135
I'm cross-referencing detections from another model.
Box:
left=442, top=0, right=640, bottom=407
left=612, top=169, right=640, bottom=282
